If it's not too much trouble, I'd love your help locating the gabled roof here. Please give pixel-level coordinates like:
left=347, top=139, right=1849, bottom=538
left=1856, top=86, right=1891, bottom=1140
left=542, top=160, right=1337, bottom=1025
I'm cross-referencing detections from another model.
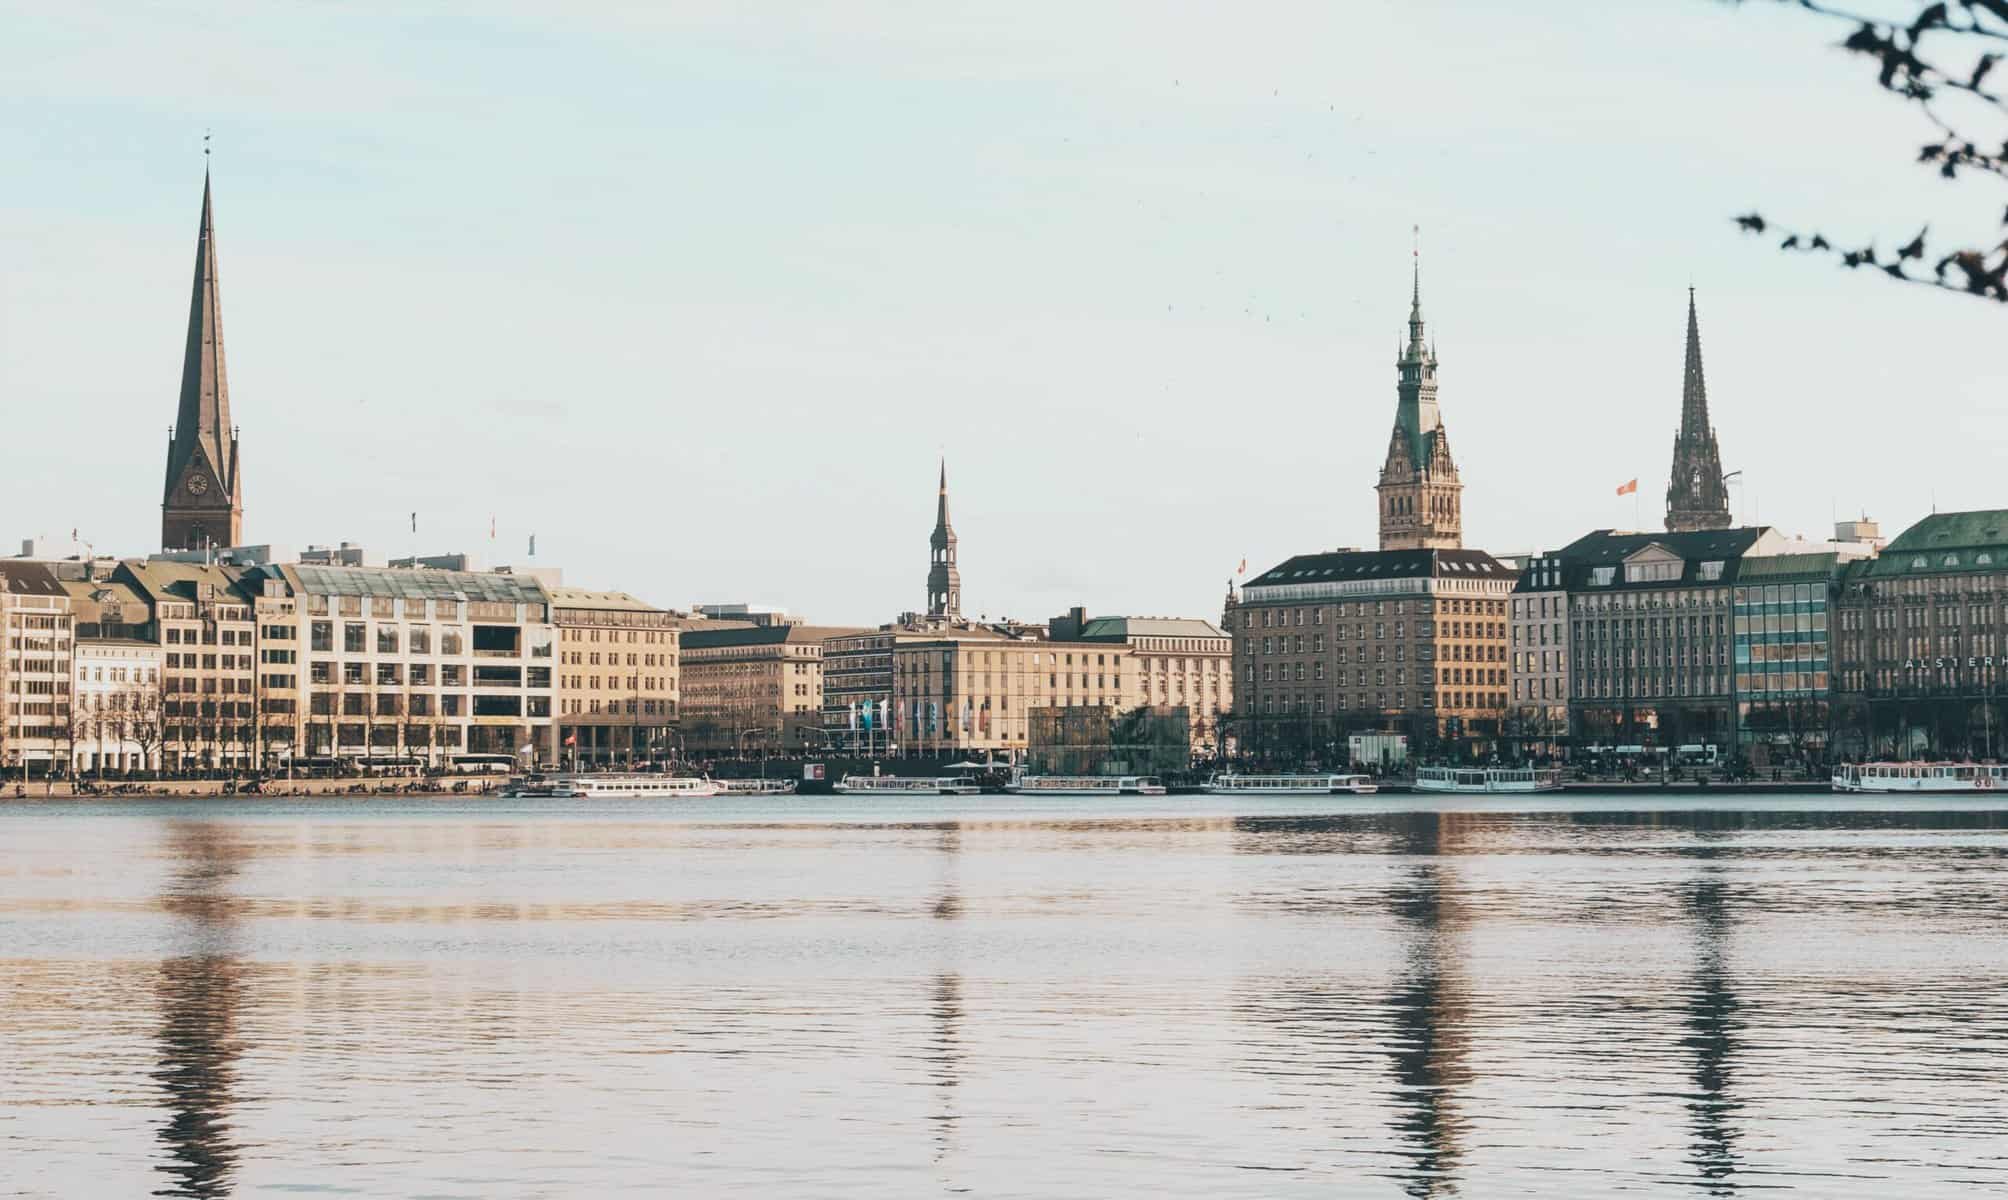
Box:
left=0, top=562, right=68, bottom=596
left=1549, top=527, right=1770, bottom=592
left=119, top=559, right=252, bottom=605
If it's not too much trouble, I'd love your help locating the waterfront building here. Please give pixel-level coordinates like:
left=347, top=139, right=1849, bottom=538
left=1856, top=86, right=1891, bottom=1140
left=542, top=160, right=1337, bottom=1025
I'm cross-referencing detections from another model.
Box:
left=1376, top=261, right=1463, bottom=551
left=1227, top=548, right=1513, bottom=759
left=890, top=628, right=1133, bottom=756
left=1664, top=290, right=1733, bottom=534
left=1507, top=553, right=1570, bottom=754
left=1560, top=527, right=1782, bottom=751
left=0, top=564, right=75, bottom=775
left=680, top=623, right=864, bottom=756
left=118, top=560, right=259, bottom=769
left=245, top=562, right=557, bottom=765
left=1049, top=608, right=1233, bottom=755
left=1831, top=509, right=2008, bottom=760
left=161, top=172, right=245, bottom=552
left=550, top=587, right=680, bottom=766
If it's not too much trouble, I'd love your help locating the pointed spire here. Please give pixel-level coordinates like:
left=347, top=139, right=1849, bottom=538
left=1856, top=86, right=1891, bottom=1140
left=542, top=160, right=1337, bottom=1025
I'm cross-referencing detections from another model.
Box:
left=1681, top=286, right=1707, bottom=434
left=933, top=457, right=953, bottom=541
left=1407, top=225, right=1426, bottom=352
left=162, top=159, right=243, bottom=550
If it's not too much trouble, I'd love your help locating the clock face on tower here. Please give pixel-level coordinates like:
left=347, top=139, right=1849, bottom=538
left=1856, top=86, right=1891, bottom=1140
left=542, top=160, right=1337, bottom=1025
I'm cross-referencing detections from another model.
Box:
left=186, top=474, right=209, bottom=496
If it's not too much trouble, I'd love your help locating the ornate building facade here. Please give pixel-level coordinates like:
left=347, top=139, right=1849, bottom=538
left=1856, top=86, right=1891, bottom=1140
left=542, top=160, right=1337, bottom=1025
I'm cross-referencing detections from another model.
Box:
left=1376, top=263, right=1462, bottom=551
left=1664, top=290, right=1732, bottom=533
left=162, top=173, right=244, bottom=552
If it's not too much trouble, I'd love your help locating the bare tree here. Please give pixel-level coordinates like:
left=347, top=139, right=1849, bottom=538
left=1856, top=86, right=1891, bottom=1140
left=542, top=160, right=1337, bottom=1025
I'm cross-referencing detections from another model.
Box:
left=128, top=680, right=165, bottom=776
left=1730, top=0, right=2008, bottom=302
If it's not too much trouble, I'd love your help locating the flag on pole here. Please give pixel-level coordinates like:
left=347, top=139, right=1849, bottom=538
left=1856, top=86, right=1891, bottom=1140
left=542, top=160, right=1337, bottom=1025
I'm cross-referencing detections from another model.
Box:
left=410, top=512, right=417, bottom=533
left=563, top=733, right=577, bottom=747
left=529, top=534, right=537, bottom=557
left=1237, top=557, right=1247, bottom=576
left=489, top=516, right=496, bottom=539
left=1615, top=479, right=1638, bottom=496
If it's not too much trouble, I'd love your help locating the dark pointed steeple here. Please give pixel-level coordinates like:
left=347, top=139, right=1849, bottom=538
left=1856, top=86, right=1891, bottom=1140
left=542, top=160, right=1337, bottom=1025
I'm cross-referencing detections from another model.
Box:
left=1665, top=289, right=1732, bottom=533
left=162, top=166, right=243, bottom=551
left=927, top=459, right=961, bottom=619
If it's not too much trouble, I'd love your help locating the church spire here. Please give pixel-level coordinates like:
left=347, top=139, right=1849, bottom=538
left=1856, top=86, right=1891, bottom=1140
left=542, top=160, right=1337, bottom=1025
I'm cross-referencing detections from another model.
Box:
left=927, top=458, right=961, bottom=619
left=162, top=164, right=243, bottom=551
left=1665, top=288, right=1732, bottom=532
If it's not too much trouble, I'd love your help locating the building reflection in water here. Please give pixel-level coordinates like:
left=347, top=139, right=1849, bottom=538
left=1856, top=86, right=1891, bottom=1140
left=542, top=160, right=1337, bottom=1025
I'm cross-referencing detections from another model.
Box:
left=928, top=823, right=964, bottom=1172
left=152, top=821, right=248, bottom=1199
left=1382, top=811, right=1471, bottom=1199
left=1683, top=856, right=1743, bottom=1194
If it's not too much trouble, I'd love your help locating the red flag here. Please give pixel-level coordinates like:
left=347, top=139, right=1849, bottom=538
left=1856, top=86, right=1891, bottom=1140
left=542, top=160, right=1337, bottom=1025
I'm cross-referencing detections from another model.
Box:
left=1615, top=479, right=1638, bottom=496
left=563, top=733, right=577, bottom=747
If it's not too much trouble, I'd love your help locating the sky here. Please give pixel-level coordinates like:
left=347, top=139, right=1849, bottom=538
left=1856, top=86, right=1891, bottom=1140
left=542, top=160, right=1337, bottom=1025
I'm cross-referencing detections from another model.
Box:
left=2, top=1, right=2002, bottom=626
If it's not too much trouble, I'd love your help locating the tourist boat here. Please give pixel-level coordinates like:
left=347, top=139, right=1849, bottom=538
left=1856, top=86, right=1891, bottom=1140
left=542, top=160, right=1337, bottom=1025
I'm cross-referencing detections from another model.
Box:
left=716, top=778, right=800, bottom=796
left=1203, top=773, right=1379, bottom=796
left=1832, top=762, right=2008, bottom=794
left=833, top=775, right=981, bottom=796
left=557, top=774, right=723, bottom=798
left=1005, top=775, right=1168, bottom=796
left=1412, top=766, right=1564, bottom=794
left=496, top=778, right=568, bottom=799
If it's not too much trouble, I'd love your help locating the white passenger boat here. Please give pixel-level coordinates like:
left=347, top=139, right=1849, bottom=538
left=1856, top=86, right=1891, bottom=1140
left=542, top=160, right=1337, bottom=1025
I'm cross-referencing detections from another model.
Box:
left=1412, top=766, right=1563, bottom=794
left=834, top=775, right=981, bottom=796
left=716, top=778, right=799, bottom=796
left=1204, top=773, right=1379, bottom=796
left=1832, top=762, right=2008, bottom=794
left=558, top=774, right=723, bottom=798
left=1005, top=775, right=1167, bottom=796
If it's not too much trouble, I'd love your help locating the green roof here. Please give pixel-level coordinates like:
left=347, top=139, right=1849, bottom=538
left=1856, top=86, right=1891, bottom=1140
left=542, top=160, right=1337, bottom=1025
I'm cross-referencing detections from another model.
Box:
left=1865, top=510, right=2008, bottom=578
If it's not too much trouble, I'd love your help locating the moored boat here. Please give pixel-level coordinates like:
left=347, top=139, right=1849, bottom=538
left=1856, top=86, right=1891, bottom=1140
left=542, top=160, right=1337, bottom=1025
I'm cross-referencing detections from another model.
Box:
left=1832, top=762, right=2008, bottom=794
left=558, top=774, right=723, bottom=798
left=833, top=775, right=981, bottom=796
left=1005, top=775, right=1167, bottom=796
left=716, top=778, right=800, bottom=796
left=1204, top=773, right=1379, bottom=796
left=1413, top=766, right=1563, bottom=794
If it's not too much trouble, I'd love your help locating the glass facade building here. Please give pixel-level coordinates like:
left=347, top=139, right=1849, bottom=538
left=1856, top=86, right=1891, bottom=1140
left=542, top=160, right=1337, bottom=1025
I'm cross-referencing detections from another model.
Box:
left=1732, top=555, right=1837, bottom=762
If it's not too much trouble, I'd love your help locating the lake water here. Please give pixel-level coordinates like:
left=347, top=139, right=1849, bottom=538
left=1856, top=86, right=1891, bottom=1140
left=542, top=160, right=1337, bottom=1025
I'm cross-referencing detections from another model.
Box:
left=4, top=794, right=2007, bottom=1198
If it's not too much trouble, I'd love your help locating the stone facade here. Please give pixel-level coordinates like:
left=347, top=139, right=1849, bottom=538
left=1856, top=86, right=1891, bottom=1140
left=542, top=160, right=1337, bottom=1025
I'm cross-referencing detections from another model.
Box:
left=1831, top=509, right=2008, bottom=759
left=551, top=588, right=680, bottom=766
left=1227, top=548, right=1513, bottom=758
left=1507, top=553, right=1570, bottom=752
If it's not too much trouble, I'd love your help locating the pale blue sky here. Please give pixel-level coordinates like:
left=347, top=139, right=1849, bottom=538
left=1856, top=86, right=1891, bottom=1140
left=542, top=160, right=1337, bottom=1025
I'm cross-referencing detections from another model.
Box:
left=2, top=1, right=2001, bottom=625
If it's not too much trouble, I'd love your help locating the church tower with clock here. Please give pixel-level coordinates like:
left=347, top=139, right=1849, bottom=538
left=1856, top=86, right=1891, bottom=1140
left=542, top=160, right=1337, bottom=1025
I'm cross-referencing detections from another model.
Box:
left=161, top=170, right=243, bottom=552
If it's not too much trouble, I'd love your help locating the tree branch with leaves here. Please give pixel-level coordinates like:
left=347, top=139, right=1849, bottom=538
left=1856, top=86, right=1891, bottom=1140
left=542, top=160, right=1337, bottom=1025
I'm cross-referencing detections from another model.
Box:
left=1731, top=0, right=2008, bottom=301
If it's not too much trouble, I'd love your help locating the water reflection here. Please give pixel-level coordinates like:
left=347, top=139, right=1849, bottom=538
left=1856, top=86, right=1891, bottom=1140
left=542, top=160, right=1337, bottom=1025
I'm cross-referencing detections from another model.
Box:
left=1384, top=812, right=1470, bottom=1198
left=151, top=821, right=247, bottom=1199
left=1683, top=858, right=1743, bottom=1194
left=929, top=823, right=964, bottom=1174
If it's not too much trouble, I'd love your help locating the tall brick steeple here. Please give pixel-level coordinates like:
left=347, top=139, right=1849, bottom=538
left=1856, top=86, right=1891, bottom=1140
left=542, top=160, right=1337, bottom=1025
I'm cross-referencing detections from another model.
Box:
left=161, top=169, right=243, bottom=551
